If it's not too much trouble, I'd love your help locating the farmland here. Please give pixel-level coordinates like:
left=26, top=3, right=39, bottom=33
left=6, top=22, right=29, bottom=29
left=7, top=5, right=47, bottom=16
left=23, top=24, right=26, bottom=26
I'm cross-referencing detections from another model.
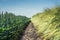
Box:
left=0, top=6, right=60, bottom=40
left=0, top=12, right=30, bottom=40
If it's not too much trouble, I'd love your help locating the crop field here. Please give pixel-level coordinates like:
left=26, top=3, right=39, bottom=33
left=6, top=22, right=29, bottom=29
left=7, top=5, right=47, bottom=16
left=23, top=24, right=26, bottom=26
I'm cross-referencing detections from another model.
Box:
left=0, top=12, right=30, bottom=40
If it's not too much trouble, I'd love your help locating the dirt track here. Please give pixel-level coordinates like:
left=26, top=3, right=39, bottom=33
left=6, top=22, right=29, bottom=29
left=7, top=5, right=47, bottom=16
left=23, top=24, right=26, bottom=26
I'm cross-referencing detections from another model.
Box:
left=21, top=23, right=41, bottom=40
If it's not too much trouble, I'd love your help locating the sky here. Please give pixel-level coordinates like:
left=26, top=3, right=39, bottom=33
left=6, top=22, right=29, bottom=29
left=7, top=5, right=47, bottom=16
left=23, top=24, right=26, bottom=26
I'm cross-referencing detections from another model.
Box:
left=0, top=0, right=60, bottom=17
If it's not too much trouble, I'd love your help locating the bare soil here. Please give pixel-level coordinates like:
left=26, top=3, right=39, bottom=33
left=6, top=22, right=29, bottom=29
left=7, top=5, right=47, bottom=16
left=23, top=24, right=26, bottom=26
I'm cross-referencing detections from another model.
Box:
left=21, top=23, right=41, bottom=40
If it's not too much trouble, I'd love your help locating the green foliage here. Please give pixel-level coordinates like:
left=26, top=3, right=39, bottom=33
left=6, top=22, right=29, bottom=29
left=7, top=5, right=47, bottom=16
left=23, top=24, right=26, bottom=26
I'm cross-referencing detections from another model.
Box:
left=0, top=12, right=30, bottom=40
left=31, top=6, right=60, bottom=40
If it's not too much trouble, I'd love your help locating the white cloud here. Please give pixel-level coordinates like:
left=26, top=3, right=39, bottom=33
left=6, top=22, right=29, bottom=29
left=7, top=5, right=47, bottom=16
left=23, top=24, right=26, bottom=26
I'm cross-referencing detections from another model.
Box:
left=1, top=7, right=43, bottom=17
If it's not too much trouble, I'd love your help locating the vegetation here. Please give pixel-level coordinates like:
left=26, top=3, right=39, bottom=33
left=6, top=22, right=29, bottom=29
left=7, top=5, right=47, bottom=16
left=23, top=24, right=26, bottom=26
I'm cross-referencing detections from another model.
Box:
left=31, top=6, right=60, bottom=40
left=0, top=12, right=30, bottom=40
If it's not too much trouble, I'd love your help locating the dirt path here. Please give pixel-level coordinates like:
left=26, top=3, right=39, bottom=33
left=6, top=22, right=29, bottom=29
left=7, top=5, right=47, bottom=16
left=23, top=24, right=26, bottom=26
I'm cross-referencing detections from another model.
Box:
left=21, top=23, right=41, bottom=40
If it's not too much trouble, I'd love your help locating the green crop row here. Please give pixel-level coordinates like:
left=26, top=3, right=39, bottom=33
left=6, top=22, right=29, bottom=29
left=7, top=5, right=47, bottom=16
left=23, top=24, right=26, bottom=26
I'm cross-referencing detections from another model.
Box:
left=0, top=12, right=30, bottom=40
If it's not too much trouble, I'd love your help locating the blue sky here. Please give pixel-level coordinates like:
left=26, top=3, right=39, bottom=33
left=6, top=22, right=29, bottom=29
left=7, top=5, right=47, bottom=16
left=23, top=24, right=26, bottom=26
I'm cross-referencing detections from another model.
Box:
left=0, top=0, right=60, bottom=17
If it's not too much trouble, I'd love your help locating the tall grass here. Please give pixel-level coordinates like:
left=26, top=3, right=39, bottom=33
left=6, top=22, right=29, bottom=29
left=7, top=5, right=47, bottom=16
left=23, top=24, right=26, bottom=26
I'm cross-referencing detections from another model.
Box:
left=31, top=6, right=60, bottom=40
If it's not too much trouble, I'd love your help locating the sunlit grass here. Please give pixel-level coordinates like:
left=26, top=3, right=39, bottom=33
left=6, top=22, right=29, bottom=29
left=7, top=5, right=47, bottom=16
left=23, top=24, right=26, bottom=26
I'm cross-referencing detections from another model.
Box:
left=31, top=7, right=60, bottom=40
